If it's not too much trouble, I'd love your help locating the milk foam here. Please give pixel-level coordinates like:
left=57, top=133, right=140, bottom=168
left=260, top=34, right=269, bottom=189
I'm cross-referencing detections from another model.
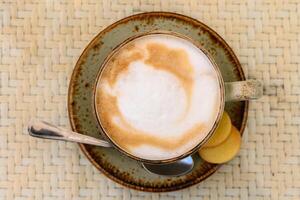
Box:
left=96, top=34, right=221, bottom=160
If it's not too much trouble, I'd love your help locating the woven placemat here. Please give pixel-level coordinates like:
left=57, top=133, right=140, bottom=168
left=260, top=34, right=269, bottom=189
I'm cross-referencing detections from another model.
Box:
left=0, top=0, right=299, bottom=199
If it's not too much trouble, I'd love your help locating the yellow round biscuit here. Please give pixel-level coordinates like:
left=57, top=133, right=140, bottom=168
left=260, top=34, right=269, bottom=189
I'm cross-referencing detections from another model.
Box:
left=199, top=126, right=241, bottom=164
left=203, top=111, right=232, bottom=148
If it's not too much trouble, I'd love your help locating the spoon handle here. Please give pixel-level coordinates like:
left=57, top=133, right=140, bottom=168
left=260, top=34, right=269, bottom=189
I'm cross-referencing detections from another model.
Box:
left=28, top=120, right=112, bottom=147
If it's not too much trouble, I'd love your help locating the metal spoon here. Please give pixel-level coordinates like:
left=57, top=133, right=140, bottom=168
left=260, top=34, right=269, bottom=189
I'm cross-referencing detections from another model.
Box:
left=28, top=120, right=194, bottom=176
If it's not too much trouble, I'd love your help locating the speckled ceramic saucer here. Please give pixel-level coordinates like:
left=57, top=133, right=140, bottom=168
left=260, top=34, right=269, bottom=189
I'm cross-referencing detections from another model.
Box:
left=68, top=12, right=248, bottom=192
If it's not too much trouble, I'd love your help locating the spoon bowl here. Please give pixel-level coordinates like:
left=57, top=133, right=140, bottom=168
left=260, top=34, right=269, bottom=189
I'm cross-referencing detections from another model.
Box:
left=142, top=156, right=194, bottom=176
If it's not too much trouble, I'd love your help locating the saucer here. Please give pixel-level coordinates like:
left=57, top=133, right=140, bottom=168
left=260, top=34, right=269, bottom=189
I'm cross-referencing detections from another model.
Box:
left=68, top=12, right=248, bottom=192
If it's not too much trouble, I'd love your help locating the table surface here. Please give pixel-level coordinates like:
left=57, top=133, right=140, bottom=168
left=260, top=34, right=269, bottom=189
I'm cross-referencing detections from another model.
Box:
left=0, top=0, right=299, bottom=199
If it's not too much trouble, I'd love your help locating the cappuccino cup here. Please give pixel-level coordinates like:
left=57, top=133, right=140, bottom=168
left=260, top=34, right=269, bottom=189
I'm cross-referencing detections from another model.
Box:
left=94, top=32, right=262, bottom=164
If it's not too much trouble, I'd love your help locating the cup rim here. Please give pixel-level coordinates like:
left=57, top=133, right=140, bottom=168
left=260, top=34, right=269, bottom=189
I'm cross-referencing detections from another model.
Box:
left=93, top=31, right=225, bottom=164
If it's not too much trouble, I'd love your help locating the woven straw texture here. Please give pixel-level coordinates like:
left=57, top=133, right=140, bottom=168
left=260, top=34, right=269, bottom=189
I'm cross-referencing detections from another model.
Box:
left=1, top=0, right=300, bottom=199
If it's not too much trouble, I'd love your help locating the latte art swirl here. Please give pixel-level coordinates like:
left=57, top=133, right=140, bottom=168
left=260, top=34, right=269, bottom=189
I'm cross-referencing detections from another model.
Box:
left=96, top=34, right=221, bottom=160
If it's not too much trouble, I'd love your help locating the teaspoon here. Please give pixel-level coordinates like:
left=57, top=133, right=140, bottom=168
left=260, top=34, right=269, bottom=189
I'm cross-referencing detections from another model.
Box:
left=28, top=120, right=194, bottom=176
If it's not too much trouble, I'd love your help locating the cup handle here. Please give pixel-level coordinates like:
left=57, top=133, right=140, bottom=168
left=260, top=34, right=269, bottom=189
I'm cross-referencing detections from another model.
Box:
left=225, top=80, right=263, bottom=102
